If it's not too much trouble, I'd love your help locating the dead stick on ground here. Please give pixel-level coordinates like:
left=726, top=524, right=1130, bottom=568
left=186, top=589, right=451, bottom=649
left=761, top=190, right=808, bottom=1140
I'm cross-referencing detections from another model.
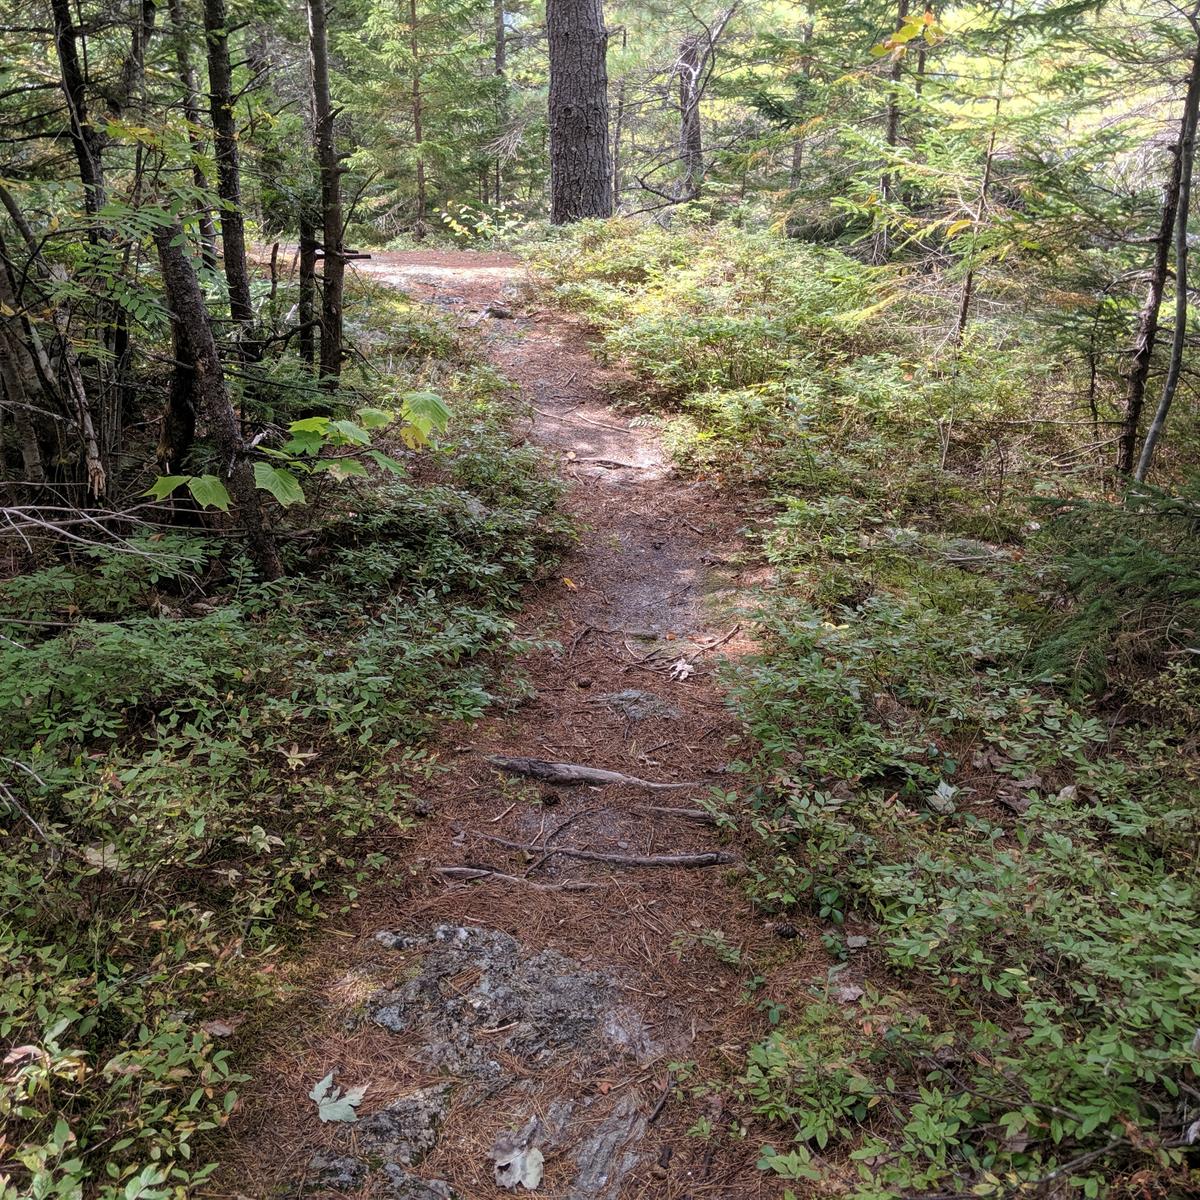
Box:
left=473, top=832, right=734, bottom=869
left=633, top=805, right=719, bottom=825
left=686, top=625, right=741, bottom=661
left=486, top=755, right=701, bottom=791
left=434, top=866, right=599, bottom=892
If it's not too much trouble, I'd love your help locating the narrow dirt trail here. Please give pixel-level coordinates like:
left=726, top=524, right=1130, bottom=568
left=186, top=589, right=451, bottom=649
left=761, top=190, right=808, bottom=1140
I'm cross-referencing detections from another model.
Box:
left=220, top=251, right=806, bottom=1200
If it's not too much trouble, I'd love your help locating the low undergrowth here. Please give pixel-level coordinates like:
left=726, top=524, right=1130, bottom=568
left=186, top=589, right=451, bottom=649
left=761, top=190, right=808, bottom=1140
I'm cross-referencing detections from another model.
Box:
left=0, top=287, right=567, bottom=1199
left=534, top=222, right=1200, bottom=1198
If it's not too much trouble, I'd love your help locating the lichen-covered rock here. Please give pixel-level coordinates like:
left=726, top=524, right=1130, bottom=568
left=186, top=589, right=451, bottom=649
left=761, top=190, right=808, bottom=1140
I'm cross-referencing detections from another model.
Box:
left=369, top=926, right=622, bottom=1090
left=305, top=1152, right=367, bottom=1192
left=356, top=1084, right=451, bottom=1165
left=381, top=1165, right=456, bottom=1199
left=598, top=689, right=680, bottom=721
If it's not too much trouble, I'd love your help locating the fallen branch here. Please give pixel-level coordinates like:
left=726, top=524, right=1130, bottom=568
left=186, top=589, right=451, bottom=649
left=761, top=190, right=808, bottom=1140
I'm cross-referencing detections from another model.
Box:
left=434, top=866, right=599, bottom=892
left=633, top=805, right=719, bottom=825
left=486, top=755, right=700, bottom=791
left=472, top=831, right=734, bottom=869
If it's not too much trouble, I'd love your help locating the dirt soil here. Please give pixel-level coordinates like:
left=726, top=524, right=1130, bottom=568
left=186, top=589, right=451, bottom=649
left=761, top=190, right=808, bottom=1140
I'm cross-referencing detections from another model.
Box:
left=213, top=250, right=822, bottom=1200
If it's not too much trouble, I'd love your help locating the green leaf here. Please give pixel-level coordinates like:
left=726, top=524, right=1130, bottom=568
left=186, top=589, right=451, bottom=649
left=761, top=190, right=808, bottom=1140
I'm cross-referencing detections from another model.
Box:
left=367, top=449, right=408, bottom=476
left=187, top=475, right=231, bottom=512
left=284, top=429, right=325, bottom=456
left=289, top=416, right=331, bottom=434
left=318, top=458, right=368, bottom=480
left=253, top=463, right=307, bottom=507
left=402, top=390, right=451, bottom=437
left=328, top=419, right=370, bottom=446
left=143, top=475, right=189, bottom=501
left=357, top=406, right=394, bottom=429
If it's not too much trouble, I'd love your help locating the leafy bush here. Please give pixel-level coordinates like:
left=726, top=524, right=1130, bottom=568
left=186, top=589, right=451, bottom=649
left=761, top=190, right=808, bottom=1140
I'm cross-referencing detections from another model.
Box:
left=0, top=330, right=566, bottom=1198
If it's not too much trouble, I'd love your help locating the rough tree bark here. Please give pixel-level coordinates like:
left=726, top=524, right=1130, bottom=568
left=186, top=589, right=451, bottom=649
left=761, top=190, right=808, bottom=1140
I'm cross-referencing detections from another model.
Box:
left=168, top=0, right=218, bottom=270
left=153, top=222, right=282, bottom=580
left=676, top=35, right=704, bottom=200
left=307, top=0, right=345, bottom=387
left=298, top=213, right=318, bottom=372
left=49, top=0, right=106, bottom=217
left=788, top=22, right=814, bottom=188
left=548, top=0, right=613, bottom=223
left=494, top=0, right=506, bottom=204
left=954, top=4, right=1013, bottom=344
left=1120, top=34, right=1200, bottom=474
left=1134, top=28, right=1200, bottom=481
left=409, top=0, right=428, bottom=228
left=202, top=0, right=254, bottom=331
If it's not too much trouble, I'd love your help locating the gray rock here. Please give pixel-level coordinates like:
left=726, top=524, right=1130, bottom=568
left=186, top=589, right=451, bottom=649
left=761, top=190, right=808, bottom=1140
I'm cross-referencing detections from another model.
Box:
left=597, top=689, right=680, bottom=721
left=369, top=926, right=622, bottom=1091
left=356, top=1084, right=451, bottom=1165
left=305, top=1152, right=367, bottom=1192
left=568, top=1094, right=646, bottom=1200
left=381, top=1165, right=456, bottom=1199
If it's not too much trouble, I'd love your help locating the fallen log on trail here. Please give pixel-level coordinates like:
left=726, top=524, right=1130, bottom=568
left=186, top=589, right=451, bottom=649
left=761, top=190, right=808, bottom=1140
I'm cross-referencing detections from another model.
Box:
left=486, top=755, right=699, bottom=791
left=473, top=831, right=734, bottom=869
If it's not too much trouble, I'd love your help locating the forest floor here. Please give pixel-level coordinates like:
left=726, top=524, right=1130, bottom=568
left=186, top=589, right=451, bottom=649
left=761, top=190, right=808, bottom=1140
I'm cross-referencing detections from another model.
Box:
left=213, top=250, right=807, bottom=1199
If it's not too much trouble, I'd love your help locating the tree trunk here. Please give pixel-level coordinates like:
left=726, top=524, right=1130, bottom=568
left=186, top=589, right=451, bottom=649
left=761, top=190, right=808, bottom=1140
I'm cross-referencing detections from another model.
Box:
left=954, top=6, right=1013, bottom=344
left=308, top=0, right=345, bottom=388
left=407, top=0, right=427, bottom=228
left=872, top=0, right=910, bottom=264
left=548, top=0, right=613, bottom=223
left=494, top=0, right=507, bottom=204
left=299, top=214, right=318, bottom=371
left=168, top=0, right=218, bottom=270
left=676, top=35, right=704, bottom=200
left=153, top=222, right=282, bottom=580
left=1120, top=37, right=1200, bottom=474
left=158, top=318, right=198, bottom=473
left=788, top=21, right=814, bottom=188
left=49, top=0, right=106, bottom=217
left=915, top=3, right=933, bottom=98
left=1134, top=30, right=1200, bottom=481
left=203, top=0, right=254, bottom=331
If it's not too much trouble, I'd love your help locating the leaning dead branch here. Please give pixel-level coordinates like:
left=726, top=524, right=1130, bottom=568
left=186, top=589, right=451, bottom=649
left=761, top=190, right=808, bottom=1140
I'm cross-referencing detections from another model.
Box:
left=486, top=755, right=700, bottom=791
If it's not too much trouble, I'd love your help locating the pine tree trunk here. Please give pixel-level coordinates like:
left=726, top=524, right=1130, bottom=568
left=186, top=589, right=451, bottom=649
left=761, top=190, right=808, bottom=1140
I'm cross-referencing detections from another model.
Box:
left=494, top=0, right=507, bottom=204
left=299, top=215, right=318, bottom=371
left=307, top=0, right=344, bottom=388
left=548, top=0, right=613, bottom=223
left=410, top=0, right=427, bottom=228
left=872, top=0, right=909, bottom=264
left=1134, top=31, right=1200, bottom=481
left=203, top=0, right=254, bottom=330
left=1120, top=37, right=1200, bottom=474
left=154, top=222, right=282, bottom=580
left=788, top=21, right=813, bottom=188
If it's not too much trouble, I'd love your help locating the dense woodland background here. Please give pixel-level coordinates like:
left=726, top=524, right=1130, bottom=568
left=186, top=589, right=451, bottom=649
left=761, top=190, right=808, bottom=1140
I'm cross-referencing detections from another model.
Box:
left=1, top=1, right=1199, bottom=1198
